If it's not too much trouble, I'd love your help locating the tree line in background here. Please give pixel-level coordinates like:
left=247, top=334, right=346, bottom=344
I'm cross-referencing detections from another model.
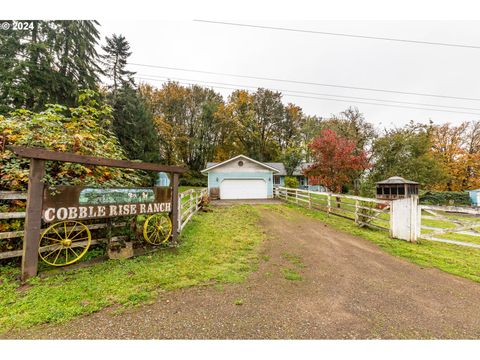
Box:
left=1, top=20, right=479, bottom=195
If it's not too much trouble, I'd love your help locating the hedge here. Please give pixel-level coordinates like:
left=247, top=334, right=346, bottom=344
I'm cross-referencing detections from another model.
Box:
left=419, top=191, right=471, bottom=206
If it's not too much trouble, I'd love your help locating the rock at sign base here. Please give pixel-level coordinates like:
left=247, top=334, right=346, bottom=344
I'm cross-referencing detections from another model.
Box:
left=107, top=241, right=134, bottom=260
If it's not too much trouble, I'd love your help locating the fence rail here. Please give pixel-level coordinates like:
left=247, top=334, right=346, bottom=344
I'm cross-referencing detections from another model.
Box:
left=419, top=204, right=480, bottom=248
left=0, top=188, right=209, bottom=261
left=179, top=188, right=208, bottom=231
left=275, top=187, right=391, bottom=232
left=0, top=191, right=28, bottom=200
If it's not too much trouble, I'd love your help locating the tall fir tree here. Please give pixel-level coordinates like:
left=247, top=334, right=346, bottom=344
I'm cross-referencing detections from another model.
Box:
left=109, top=86, right=160, bottom=164
left=52, top=20, right=103, bottom=105
left=101, top=34, right=160, bottom=165
left=0, top=20, right=102, bottom=113
left=101, top=34, right=136, bottom=91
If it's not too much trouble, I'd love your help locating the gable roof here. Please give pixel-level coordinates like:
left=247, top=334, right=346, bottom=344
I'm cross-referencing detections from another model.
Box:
left=201, top=154, right=280, bottom=173
left=376, top=176, right=419, bottom=185
left=265, top=162, right=313, bottom=176
left=203, top=156, right=313, bottom=176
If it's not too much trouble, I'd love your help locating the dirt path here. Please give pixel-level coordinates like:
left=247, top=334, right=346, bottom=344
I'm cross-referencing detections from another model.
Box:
left=6, top=206, right=480, bottom=339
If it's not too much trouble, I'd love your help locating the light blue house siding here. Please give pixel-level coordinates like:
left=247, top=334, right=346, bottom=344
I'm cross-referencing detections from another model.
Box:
left=208, top=172, right=274, bottom=197
left=155, top=172, right=171, bottom=187
left=202, top=155, right=280, bottom=199
left=273, top=175, right=324, bottom=192
left=202, top=156, right=326, bottom=200
left=468, top=189, right=480, bottom=206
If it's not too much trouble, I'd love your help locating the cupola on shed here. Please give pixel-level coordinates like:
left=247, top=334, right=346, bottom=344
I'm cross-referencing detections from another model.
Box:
left=375, top=176, right=419, bottom=200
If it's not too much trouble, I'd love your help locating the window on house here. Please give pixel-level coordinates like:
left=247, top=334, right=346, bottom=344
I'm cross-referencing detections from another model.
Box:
left=273, top=176, right=280, bottom=185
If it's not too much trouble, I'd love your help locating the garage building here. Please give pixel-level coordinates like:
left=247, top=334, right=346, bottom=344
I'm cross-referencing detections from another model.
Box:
left=201, top=155, right=279, bottom=200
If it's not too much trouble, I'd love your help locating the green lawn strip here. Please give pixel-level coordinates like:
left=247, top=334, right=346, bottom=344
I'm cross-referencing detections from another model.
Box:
left=420, top=215, right=480, bottom=246
left=435, top=232, right=480, bottom=246
left=421, top=210, right=480, bottom=225
left=421, top=218, right=458, bottom=229
left=282, top=252, right=305, bottom=268
left=277, top=203, right=480, bottom=284
left=178, top=186, right=204, bottom=193
left=441, top=212, right=480, bottom=223
left=179, top=186, right=206, bottom=205
left=0, top=205, right=263, bottom=333
left=281, top=268, right=302, bottom=281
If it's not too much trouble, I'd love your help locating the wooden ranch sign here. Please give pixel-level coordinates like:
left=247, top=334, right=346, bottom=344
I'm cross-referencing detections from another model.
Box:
left=8, top=146, right=186, bottom=281
left=42, top=186, right=172, bottom=222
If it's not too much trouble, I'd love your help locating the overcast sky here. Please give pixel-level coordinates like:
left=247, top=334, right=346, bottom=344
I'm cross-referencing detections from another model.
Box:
left=99, top=20, right=480, bottom=130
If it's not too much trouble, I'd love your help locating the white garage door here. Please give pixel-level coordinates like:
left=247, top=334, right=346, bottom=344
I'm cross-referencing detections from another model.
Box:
left=220, top=179, right=267, bottom=199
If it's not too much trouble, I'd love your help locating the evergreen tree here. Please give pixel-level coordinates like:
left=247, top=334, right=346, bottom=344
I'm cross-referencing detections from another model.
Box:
left=0, top=20, right=102, bottom=113
left=52, top=20, right=103, bottom=105
left=109, top=86, right=161, bottom=164
left=101, top=34, right=135, bottom=91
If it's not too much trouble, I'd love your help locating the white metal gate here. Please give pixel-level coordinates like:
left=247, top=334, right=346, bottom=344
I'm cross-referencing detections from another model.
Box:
left=420, top=205, right=480, bottom=248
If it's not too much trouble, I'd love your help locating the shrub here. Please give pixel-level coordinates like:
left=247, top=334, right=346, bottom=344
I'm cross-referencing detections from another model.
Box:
left=285, top=176, right=299, bottom=189
left=0, top=90, right=148, bottom=191
left=0, top=91, right=149, bottom=245
left=420, top=191, right=471, bottom=206
left=179, top=170, right=207, bottom=187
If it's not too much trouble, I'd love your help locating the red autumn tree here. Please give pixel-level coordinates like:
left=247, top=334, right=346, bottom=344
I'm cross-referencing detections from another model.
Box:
left=305, top=129, right=370, bottom=193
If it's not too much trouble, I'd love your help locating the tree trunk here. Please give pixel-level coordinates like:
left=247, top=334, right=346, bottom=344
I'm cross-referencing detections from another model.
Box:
left=26, top=21, right=39, bottom=109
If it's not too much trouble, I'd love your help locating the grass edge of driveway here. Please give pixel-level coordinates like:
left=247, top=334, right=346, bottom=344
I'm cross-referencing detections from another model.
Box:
left=275, top=203, right=480, bottom=284
left=0, top=205, right=264, bottom=334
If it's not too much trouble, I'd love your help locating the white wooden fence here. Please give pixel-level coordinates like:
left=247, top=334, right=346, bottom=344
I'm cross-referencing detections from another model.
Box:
left=420, top=204, right=480, bottom=248
left=0, top=188, right=209, bottom=260
left=275, top=187, right=392, bottom=233
left=275, top=187, right=480, bottom=246
left=178, top=188, right=208, bottom=231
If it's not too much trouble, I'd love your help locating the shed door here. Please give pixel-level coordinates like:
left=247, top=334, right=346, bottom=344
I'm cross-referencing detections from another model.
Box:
left=220, top=179, right=267, bottom=199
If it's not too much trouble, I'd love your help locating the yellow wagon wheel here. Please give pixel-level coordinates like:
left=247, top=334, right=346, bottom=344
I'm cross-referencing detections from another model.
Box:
left=143, top=213, right=172, bottom=245
left=39, top=221, right=91, bottom=266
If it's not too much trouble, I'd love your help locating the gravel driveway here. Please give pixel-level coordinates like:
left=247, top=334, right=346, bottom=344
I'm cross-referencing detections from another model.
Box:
left=5, top=205, right=480, bottom=339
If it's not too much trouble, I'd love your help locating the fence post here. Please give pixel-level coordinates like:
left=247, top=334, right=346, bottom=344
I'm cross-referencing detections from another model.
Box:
left=390, top=196, right=420, bottom=242
left=286, top=188, right=289, bottom=202
left=171, top=173, right=180, bottom=240
left=178, top=196, right=182, bottom=231
left=327, top=194, right=331, bottom=215
left=195, top=191, right=199, bottom=211
left=354, top=200, right=359, bottom=224
left=308, top=191, right=312, bottom=209
left=295, top=189, right=298, bottom=204
left=21, top=158, right=45, bottom=281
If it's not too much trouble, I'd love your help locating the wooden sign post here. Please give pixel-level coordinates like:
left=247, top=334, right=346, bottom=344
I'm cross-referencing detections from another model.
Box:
left=22, top=158, right=45, bottom=280
left=9, top=146, right=186, bottom=281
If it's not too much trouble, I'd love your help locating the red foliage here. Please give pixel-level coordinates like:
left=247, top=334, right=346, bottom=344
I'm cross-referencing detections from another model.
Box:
left=305, top=129, right=370, bottom=193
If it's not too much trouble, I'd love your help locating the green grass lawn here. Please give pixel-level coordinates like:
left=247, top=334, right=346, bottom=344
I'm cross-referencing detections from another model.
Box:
left=435, top=232, right=480, bottom=246
left=280, top=203, right=480, bottom=284
left=0, top=205, right=263, bottom=333
left=179, top=186, right=207, bottom=205
left=420, top=210, right=480, bottom=246
left=179, top=186, right=205, bottom=193
left=284, top=195, right=390, bottom=229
